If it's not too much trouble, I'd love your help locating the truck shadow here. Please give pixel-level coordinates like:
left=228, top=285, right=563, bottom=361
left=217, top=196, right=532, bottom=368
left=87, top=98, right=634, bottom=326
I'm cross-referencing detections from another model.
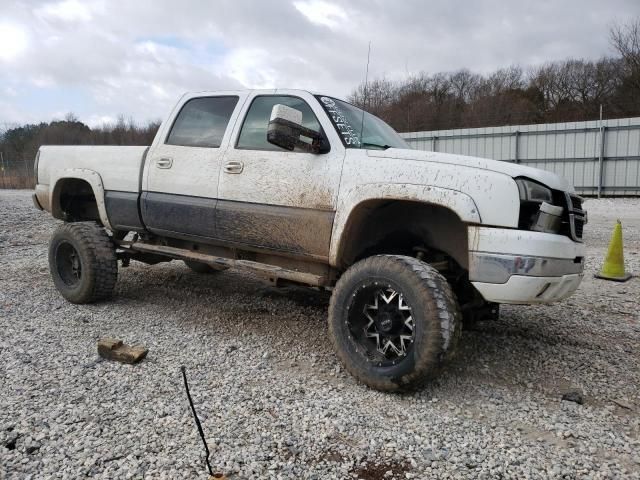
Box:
left=115, top=263, right=630, bottom=402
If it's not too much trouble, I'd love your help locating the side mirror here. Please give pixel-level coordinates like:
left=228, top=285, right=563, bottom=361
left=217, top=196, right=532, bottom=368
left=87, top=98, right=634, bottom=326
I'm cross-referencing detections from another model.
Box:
left=267, top=104, right=329, bottom=154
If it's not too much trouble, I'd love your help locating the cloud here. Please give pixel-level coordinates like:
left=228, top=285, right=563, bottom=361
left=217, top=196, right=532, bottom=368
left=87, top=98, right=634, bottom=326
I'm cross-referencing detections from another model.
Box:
left=35, top=0, right=94, bottom=23
left=223, top=48, right=278, bottom=89
left=85, top=114, right=119, bottom=128
left=0, top=23, right=29, bottom=62
left=293, top=0, right=348, bottom=29
left=0, top=0, right=639, bottom=125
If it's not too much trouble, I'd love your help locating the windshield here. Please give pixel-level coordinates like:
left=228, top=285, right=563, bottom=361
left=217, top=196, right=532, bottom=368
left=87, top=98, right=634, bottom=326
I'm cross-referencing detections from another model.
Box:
left=315, top=96, right=409, bottom=150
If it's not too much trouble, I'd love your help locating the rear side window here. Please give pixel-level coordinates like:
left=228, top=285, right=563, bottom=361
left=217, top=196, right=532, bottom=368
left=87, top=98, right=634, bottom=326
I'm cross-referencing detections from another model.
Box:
left=166, top=96, right=238, bottom=148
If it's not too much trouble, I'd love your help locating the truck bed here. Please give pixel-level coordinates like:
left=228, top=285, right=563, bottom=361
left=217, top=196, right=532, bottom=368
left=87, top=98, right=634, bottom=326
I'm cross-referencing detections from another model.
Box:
left=37, top=145, right=149, bottom=193
left=35, top=145, right=149, bottom=229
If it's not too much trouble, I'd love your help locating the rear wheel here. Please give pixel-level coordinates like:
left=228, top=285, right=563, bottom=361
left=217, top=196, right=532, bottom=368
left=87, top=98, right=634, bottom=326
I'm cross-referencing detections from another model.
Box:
left=183, top=260, right=227, bottom=274
left=328, top=255, right=461, bottom=391
left=48, top=222, right=118, bottom=304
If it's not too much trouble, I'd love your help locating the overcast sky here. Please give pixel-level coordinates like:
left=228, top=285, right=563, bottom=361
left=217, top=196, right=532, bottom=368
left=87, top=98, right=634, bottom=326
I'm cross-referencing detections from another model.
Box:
left=1, top=0, right=638, bottom=126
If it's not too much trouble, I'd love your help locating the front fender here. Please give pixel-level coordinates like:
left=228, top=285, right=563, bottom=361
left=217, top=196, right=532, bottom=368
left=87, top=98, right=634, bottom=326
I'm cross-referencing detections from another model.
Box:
left=329, top=183, right=480, bottom=267
left=50, top=169, right=112, bottom=230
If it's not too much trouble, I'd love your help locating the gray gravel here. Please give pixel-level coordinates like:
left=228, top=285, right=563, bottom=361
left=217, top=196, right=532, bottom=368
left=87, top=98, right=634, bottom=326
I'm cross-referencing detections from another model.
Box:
left=1, top=189, right=639, bottom=479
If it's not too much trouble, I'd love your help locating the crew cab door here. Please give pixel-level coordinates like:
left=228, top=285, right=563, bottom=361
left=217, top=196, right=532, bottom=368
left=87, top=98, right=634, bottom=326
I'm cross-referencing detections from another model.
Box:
left=141, top=93, right=246, bottom=238
left=217, top=91, right=345, bottom=260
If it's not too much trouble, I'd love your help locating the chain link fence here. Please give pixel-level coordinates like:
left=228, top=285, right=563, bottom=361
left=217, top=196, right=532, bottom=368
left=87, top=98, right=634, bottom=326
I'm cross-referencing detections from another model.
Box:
left=0, top=156, right=36, bottom=189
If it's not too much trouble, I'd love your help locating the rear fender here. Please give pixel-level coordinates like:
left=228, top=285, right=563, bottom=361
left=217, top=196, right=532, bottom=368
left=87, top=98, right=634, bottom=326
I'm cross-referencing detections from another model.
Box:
left=51, top=169, right=112, bottom=230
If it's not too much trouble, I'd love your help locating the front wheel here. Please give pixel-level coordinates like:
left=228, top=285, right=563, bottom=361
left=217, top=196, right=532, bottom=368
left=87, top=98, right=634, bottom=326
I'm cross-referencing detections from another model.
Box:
left=328, top=255, right=461, bottom=391
left=48, top=222, right=118, bottom=304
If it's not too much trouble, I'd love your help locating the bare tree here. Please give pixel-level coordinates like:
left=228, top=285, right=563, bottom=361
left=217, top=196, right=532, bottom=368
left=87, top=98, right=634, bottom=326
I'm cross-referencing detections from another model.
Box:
left=64, top=112, right=79, bottom=123
left=610, top=17, right=640, bottom=109
left=611, top=18, right=640, bottom=74
left=448, top=69, right=481, bottom=103
left=349, top=77, right=396, bottom=116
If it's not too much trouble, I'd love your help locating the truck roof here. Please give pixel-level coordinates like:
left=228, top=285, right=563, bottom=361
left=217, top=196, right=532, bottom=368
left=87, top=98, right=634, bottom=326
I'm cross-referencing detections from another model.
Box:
left=180, top=88, right=329, bottom=97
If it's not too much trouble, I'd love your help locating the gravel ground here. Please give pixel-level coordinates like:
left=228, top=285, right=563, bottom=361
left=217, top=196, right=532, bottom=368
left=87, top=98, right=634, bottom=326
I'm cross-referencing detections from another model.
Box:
left=1, top=189, right=639, bottom=479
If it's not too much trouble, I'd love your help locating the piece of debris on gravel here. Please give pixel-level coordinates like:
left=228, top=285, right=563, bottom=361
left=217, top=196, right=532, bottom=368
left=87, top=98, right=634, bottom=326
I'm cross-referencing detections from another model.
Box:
left=1, top=190, right=639, bottom=479
left=97, top=338, right=148, bottom=364
left=561, top=390, right=585, bottom=405
left=612, top=399, right=634, bottom=410
left=351, top=459, right=409, bottom=479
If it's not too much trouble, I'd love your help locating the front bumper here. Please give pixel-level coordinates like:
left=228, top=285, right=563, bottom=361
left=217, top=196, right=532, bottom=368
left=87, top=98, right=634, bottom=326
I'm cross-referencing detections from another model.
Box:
left=471, top=273, right=583, bottom=304
left=468, top=226, right=585, bottom=304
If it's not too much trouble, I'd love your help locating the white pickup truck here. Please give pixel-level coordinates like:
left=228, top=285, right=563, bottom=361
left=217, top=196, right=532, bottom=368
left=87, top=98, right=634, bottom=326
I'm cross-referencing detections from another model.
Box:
left=33, top=89, right=586, bottom=391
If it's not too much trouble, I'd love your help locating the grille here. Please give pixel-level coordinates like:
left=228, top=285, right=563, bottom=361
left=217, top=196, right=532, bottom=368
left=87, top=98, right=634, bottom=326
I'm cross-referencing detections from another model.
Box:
left=575, top=218, right=584, bottom=238
left=564, top=193, right=586, bottom=242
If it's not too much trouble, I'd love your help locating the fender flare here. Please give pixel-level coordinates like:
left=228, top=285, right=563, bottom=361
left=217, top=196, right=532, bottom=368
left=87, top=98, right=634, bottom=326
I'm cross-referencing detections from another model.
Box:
left=329, top=183, right=481, bottom=267
left=50, top=169, right=113, bottom=230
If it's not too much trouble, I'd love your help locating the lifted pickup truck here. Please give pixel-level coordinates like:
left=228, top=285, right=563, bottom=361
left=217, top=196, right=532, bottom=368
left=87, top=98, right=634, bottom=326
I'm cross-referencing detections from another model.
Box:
left=33, top=89, right=587, bottom=391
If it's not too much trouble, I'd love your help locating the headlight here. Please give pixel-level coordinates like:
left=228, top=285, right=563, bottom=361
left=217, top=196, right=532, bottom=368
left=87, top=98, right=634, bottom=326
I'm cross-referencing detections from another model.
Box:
left=515, top=178, right=553, bottom=203
left=516, top=178, right=560, bottom=232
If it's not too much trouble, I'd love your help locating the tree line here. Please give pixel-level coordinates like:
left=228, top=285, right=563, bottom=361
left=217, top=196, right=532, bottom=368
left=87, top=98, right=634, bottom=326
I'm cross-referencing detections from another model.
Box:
left=1, top=114, right=159, bottom=165
left=349, top=19, right=640, bottom=132
left=0, top=115, right=160, bottom=187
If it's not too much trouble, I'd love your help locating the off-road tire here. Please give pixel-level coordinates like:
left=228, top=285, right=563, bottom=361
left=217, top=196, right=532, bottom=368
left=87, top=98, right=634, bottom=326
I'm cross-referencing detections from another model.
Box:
left=183, top=260, right=228, bottom=274
left=328, top=255, right=462, bottom=391
left=48, top=222, right=118, bottom=304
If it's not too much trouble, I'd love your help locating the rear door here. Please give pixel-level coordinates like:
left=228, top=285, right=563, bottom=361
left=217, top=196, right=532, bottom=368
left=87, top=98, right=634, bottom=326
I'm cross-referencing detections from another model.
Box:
left=142, top=93, right=247, bottom=238
left=216, top=91, right=345, bottom=260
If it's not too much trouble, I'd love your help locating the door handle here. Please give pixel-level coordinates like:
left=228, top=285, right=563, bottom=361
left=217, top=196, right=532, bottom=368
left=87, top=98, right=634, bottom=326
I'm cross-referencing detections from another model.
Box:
left=223, top=161, right=244, bottom=174
left=156, top=157, right=173, bottom=169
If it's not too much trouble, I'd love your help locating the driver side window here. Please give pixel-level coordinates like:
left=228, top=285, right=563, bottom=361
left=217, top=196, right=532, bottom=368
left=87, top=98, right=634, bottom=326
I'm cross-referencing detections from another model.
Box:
left=236, top=95, right=322, bottom=152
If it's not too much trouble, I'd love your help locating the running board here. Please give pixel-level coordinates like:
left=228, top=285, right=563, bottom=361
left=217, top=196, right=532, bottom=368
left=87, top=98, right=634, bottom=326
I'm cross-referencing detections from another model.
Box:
left=118, top=241, right=328, bottom=287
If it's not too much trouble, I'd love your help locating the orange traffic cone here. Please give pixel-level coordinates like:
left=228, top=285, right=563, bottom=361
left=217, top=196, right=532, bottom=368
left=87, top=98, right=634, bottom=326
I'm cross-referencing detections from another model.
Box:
left=595, top=220, right=632, bottom=282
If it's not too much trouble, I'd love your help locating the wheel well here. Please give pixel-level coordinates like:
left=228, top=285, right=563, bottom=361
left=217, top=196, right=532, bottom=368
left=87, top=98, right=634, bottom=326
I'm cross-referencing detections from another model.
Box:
left=337, top=200, right=469, bottom=271
left=52, top=178, right=101, bottom=223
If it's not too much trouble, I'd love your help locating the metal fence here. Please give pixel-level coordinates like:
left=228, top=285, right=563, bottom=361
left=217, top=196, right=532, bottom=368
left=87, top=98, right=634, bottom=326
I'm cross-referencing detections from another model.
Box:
left=400, top=117, right=640, bottom=196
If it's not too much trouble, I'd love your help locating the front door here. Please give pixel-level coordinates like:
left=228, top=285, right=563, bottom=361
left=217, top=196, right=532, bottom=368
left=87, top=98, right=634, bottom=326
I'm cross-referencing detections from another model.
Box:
left=142, top=94, right=244, bottom=239
left=217, top=92, right=345, bottom=260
